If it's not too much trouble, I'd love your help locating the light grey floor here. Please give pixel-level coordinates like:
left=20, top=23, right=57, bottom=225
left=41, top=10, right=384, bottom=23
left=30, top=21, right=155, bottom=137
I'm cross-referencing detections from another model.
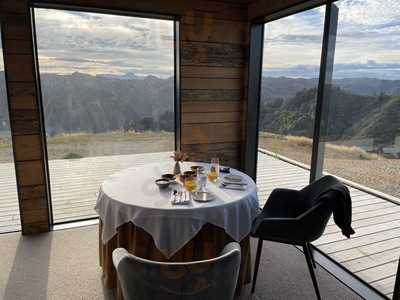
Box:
left=0, top=225, right=362, bottom=300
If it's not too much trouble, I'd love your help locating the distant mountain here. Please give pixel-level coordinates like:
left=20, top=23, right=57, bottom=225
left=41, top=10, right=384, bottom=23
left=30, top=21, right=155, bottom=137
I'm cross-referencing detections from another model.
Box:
left=259, top=86, right=400, bottom=153
left=97, top=72, right=145, bottom=80
left=0, top=71, right=174, bottom=134
left=261, top=76, right=400, bottom=103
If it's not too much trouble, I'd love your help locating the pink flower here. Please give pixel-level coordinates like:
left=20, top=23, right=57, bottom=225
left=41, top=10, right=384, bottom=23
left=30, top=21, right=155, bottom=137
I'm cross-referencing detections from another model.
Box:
left=171, top=151, right=189, bottom=161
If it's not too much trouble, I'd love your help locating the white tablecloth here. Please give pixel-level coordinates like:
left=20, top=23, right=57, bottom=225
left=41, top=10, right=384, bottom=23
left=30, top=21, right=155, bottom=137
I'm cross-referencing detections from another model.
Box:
left=95, top=161, right=259, bottom=258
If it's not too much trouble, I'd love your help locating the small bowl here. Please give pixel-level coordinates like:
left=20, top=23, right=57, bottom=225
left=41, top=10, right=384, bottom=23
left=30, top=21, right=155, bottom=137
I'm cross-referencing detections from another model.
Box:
left=161, top=174, right=176, bottom=181
left=190, top=165, right=204, bottom=172
left=184, top=171, right=196, bottom=177
left=155, top=179, right=171, bottom=189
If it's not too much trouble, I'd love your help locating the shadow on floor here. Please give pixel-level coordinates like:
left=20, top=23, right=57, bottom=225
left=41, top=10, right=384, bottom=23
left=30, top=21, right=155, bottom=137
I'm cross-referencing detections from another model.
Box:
left=3, top=233, right=53, bottom=300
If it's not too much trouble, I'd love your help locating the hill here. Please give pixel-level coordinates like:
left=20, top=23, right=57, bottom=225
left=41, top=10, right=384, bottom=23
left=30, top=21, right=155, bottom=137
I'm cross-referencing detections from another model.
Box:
left=259, top=86, right=399, bottom=154
left=261, top=76, right=400, bottom=103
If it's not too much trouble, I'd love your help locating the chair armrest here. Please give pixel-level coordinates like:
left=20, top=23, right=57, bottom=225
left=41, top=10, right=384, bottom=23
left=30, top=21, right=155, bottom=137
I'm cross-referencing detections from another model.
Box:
left=112, top=248, right=129, bottom=269
left=220, top=242, right=241, bottom=256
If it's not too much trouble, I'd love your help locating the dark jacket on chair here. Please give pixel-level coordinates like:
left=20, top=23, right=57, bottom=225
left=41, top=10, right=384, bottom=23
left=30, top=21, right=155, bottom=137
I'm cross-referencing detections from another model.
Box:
left=303, top=175, right=355, bottom=238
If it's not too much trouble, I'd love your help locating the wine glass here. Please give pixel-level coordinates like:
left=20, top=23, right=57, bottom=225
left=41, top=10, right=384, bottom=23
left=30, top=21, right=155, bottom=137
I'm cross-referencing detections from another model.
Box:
left=208, top=157, right=219, bottom=183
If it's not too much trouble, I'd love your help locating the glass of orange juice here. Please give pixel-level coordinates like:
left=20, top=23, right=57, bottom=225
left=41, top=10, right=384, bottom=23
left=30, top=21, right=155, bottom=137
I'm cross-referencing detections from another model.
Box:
left=184, top=175, right=197, bottom=191
left=208, top=157, right=219, bottom=183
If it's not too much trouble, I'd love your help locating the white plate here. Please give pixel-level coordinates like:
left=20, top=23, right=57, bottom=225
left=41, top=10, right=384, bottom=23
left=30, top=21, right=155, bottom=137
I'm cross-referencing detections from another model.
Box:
left=224, top=174, right=243, bottom=183
left=192, top=191, right=214, bottom=202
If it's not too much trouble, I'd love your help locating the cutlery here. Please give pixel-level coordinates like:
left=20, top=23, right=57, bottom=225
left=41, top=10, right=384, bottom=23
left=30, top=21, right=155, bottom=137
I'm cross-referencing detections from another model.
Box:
left=221, top=182, right=247, bottom=186
left=220, top=184, right=246, bottom=191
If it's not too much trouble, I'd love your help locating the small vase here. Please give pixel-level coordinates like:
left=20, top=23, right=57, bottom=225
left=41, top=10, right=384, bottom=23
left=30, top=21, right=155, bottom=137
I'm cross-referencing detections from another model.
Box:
left=173, top=161, right=181, bottom=175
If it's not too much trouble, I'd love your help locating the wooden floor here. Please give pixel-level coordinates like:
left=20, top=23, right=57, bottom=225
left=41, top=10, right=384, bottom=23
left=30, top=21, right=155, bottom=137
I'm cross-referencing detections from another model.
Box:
left=0, top=151, right=398, bottom=298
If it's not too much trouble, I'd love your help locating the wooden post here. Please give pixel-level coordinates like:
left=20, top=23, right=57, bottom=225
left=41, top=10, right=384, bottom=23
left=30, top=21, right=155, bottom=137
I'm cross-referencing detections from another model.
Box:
left=1, top=1, right=51, bottom=234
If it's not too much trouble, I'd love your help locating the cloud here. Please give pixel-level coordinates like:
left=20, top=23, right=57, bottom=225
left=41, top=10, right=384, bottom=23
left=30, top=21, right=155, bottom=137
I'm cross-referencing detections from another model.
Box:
left=34, top=8, right=174, bottom=77
left=263, top=62, right=400, bottom=80
left=263, top=0, right=400, bottom=79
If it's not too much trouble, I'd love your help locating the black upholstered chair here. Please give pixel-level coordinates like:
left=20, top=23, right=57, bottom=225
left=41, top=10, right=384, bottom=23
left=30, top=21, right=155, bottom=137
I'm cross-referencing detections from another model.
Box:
left=251, top=177, right=339, bottom=300
left=394, top=257, right=400, bottom=300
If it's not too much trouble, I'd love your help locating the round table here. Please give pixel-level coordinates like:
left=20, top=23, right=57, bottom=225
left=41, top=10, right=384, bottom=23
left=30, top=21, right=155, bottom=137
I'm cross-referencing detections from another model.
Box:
left=95, top=161, right=260, bottom=299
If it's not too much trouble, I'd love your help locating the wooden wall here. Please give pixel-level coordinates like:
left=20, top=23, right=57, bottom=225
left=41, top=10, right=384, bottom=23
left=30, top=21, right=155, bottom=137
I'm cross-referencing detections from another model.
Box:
left=179, top=2, right=249, bottom=168
left=0, top=0, right=251, bottom=233
left=1, top=1, right=50, bottom=234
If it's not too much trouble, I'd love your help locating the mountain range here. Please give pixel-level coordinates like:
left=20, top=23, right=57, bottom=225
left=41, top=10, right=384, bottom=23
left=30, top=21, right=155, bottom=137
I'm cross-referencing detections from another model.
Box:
left=261, top=77, right=400, bottom=102
left=0, top=73, right=399, bottom=154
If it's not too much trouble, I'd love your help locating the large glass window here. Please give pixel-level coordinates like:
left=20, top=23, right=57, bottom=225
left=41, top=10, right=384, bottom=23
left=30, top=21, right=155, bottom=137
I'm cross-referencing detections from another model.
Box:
left=256, top=1, right=400, bottom=298
left=257, top=7, right=326, bottom=206
left=258, top=7, right=326, bottom=168
left=0, top=30, right=20, bottom=232
left=319, top=1, right=400, bottom=297
left=33, top=8, right=175, bottom=223
left=322, top=0, right=400, bottom=200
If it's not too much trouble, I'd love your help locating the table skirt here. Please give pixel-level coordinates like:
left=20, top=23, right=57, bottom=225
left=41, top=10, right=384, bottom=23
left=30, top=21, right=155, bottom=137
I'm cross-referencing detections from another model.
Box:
left=99, top=221, right=252, bottom=299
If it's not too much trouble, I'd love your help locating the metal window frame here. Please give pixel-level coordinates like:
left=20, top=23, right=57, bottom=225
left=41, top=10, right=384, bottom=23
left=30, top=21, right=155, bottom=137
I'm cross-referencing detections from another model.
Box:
left=310, top=1, right=338, bottom=182
left=246, top=1, right=392, bottom=299
left=244, top=23, right=264, bottom=180
left=28, top=3, right=181, bottom=227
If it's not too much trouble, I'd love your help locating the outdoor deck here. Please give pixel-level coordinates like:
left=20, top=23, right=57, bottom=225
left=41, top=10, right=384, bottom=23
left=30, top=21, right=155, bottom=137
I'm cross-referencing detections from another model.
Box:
left=0, top=151, right=398, bottom=298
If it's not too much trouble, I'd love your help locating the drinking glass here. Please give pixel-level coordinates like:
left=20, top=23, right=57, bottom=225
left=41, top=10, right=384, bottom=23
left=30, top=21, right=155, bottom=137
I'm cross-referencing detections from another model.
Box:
left=208, top=157, right=219, bottom=183
left=197, top=168, right=207, bottom=191
left=184, top=175, right=197, bottom=192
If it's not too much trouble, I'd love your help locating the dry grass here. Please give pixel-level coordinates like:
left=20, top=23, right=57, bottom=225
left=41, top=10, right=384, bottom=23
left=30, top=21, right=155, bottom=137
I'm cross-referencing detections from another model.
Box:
left=0, top=138, right=11, bottom=148
left=260, top=132, right=379, bottom=161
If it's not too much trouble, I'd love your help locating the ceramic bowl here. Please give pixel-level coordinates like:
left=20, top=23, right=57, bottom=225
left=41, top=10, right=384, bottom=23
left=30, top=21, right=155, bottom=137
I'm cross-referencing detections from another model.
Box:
left=161, top=174, right=176, bottom=181
left=155, top=179, right=171, bottom=189
left=190, top=165, right=205, bottom=172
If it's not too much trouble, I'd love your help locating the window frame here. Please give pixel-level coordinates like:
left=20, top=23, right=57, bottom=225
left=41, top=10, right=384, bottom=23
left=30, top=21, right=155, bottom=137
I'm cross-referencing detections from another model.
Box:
left=29, top=3, right=181, bottom=226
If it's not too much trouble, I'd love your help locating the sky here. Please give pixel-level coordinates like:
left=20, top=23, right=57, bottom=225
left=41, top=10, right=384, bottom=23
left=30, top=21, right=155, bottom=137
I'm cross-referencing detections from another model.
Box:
left=1, top=1, right=399, bottom=80
left=263, top=0, right=400, bottom=79
left=34, top=9, right=174, bottom=78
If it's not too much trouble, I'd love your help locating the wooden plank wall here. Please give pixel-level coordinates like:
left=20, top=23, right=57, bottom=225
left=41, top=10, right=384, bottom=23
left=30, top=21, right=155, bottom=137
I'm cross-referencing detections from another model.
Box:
left=0, top=0, right=251, bottom=233
left=180, top=2, right=249, bottom=169
left=0, top=1, right=50, bottom=234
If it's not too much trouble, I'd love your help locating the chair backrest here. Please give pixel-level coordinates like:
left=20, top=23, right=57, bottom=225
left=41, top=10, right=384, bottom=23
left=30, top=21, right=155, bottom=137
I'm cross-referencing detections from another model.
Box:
left=296, top=176, right=344, bottom=242
left=113, top=242, right=241, bottom=300
left=300, top=175, right=342, bottom=207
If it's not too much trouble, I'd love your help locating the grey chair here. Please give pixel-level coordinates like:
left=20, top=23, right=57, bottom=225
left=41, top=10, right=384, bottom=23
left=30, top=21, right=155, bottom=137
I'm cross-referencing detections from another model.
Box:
left=112, top=242, right=241, bottom=300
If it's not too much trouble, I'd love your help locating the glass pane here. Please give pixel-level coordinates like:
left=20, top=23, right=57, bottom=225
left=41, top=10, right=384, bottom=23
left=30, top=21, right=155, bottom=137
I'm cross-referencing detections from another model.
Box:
left=319, top=1, right=400, bottom=297
left=258, top=7, right=326, bottom=169
left=34, top=9, right=175, bottom=223
left=0, top=30, right=20, bottom=232
left=257, top=7, right=326, bottom=207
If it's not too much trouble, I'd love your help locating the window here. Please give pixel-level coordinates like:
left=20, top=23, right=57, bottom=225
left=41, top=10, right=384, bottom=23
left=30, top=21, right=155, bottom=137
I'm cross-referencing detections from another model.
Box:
left=258, top=7, right=326, bottom=169
left=33, top=8, right=176, bottom=223
left=0, top=29, right=20, bottom=232
left=254, top=1, right=400, bottom=297
left=319, top=1, right=400, bottom=296
left=322, top=0, right=400, bottom=200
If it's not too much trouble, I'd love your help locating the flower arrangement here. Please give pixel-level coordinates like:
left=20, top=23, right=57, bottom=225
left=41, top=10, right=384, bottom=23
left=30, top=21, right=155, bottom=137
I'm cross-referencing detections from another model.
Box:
left=171, top=151, right=189, bottom=162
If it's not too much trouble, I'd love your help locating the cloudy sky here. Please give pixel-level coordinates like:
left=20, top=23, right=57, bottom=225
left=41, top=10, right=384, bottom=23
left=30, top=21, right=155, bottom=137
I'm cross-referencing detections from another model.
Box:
left=34, top=8, right=174, bottom=77
left=1, top=1, right=399, bottom=80
left=263, top=0, right=400, bottom=79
